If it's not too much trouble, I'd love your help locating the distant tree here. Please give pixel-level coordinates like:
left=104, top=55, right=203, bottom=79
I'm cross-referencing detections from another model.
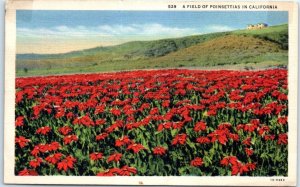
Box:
left=23, top=68, right=28, bottom=73
left=144, top=40, right=178, bottom=57
left=124, top=54, right=132, bottom=59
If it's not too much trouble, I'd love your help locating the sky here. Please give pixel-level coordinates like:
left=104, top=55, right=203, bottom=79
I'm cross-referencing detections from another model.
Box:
left=17, top=11, right=288, bottom=54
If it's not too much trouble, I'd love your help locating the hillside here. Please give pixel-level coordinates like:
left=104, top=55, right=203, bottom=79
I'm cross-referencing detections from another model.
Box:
left=16, top=24, right=288, bottom=76
left=151, top=35, right=286, bottom=67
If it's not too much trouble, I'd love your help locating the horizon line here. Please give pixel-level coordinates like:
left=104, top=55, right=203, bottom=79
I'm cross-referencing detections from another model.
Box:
left=16, top=23, right=287, bottom=55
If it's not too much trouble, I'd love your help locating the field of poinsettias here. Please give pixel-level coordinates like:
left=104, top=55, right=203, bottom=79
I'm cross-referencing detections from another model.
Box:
left=15, top=69, right=288, bottom=176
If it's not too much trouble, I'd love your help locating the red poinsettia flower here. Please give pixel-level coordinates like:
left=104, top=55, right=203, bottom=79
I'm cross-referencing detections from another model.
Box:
left=49, top=141, right=61, bottom=151
left=278, top=116, right=288, bottom=125
left=244, top=123, right=258, bottom=132
left=264, top=134, right=275, bottom=141
left=66, top=112, right=74, bottom=120
left=29, top=157, right=43, bottom=168
left=152, top=146, right=167, bottom=155
left=15, top=116, right=25, bottom=127
left=97, top=168, right=119, bottom=176
left=231, top=161, right=252, bottom=176
left=162, top=100, right=170, bottom=107
left=127, top=143, right=145, bottom=153
left=95, top=119, right=106, bottom=126
left=94, top=105, right=106, bottom=115
left=96, top=133, right=109, bottom=141
left=208, top=130, right=228, bottom=145
left=231, top=162, right=246, bottom=176
left=157, top=122, right=172, bottom=132
left=217, top=123, right=232, bottom=130
left=193, top=121, right=207, bottom=132
left=245, top=148, right=254, bottom=156
left=150, top=107, right=159, bottom=115
left=220, top=156, right=238, bottom=166
left=258, top=125, right=270, bottom=136
left=38, top=144, right=49, bottom=153
left=277, top=133, right=288, bottom=145
left=172, top=122, right=184, bottom=129
left=118, top=165, right=137, bottom=176
left=111, top=108, right=122, bottom=116
left=242, top=137, right=252, bottom=146
left=250, top=119, right=260, bottom=126
left=36, top=126, right=51, bottom=135
left=90, top=152, right=103, bottom=161
left=57, top=155, right=76, bottom=172
left=63, top=135, right=78, bottom=145
left=15, top=136, right=30, bottom=148
left=59, top=126, right=72, bottom=135
left=45, top=153, right=63, bottom=164
left=73, top=115, right=95, bottom=127
left=115, top=136, right=132, bottom=147
left=31, top=145, right=40, bottom=156
left=171, top=134, right=187, bottom=145
left=220, top=157, right=230, bottom=166
left=236, top=124, right=245, bottom=131
left=107, top=153, right=122, bottom=163
left=18, top=169, right=38, bottom=176
left=34, top=142, right=60, bottom=154
left=196, top=136, right=210, bottom=144
left=228, top=133, right=239, bottom=141
left=190, top=157, right=204, bottom=167
left=245, top=162, right=256, bottom=171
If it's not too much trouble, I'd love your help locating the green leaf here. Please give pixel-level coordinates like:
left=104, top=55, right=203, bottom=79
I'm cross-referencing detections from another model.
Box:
left=209, top=147, right=215, bottom=156
left=75, top=129, right=81, bottom=136
left=171, top=129, right=177, bottom=137
left=91, top=167, right=99, bottom=174
left=203, top=156, right=212, bottom=167
left=186, top=139, right=196, bottom=151
left=74, top=149, right=85, bottom=161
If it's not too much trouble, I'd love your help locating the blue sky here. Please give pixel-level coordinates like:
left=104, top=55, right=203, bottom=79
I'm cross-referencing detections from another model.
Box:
left=17, top=11, right=288, bottom=54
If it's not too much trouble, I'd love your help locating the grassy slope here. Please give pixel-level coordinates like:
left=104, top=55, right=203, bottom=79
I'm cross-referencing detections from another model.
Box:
left=16, top=24, right=288, bottom=77
left=151, top=35, right=286, bottom=67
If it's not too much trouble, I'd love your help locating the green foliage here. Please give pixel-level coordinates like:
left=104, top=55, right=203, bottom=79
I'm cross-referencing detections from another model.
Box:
left=144, top=40, right=178, bottom=57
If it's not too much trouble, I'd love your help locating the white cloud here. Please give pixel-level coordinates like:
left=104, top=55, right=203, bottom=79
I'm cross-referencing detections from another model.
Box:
left=16, top=23, right=237, bottom=53
left=17, top=23, right=200, bottom=40
left=205, top=24, right=236, bottom=32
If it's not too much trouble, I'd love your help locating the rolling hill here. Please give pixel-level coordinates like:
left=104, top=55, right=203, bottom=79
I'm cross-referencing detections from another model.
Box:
left=16, top=24, right=288, bottom=76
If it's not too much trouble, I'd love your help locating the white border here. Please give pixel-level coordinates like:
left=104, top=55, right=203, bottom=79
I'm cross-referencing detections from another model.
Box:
left=4, top=0, right=298, bottom=185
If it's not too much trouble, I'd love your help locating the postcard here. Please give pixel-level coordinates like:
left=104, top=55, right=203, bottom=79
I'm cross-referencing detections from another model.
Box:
left=4, top=0, right=298, bottom=186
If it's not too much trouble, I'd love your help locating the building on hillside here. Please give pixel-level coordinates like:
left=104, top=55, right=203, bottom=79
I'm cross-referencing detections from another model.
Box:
left=247, top=23, right=268, bottom=30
